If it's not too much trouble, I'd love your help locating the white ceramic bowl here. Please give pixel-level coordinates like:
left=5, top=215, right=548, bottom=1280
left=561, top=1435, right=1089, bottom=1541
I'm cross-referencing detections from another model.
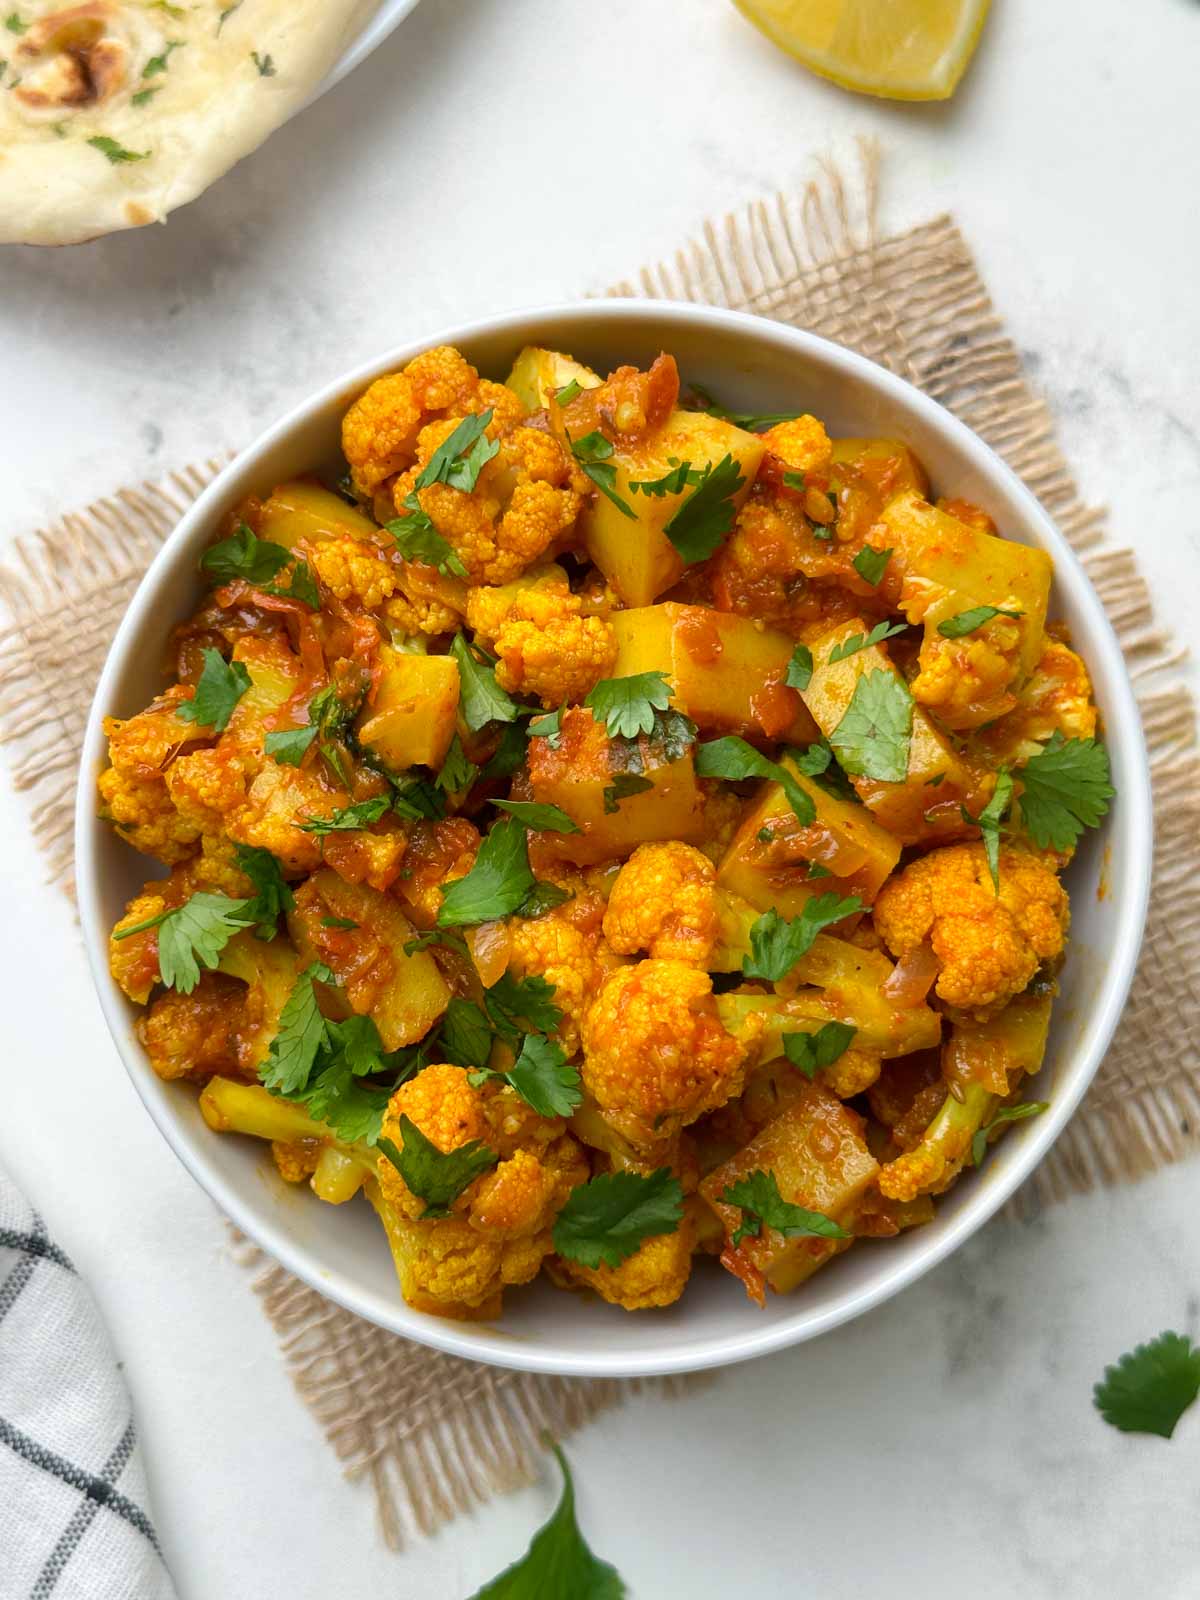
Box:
left=323, top=0, right=423, bottom=95
left=76, top=302, right=1152, bottom=1378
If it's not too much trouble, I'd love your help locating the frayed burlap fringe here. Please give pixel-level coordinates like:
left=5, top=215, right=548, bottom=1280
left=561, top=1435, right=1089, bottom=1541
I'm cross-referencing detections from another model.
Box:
left=2, top=142, right=1197, bottom=1543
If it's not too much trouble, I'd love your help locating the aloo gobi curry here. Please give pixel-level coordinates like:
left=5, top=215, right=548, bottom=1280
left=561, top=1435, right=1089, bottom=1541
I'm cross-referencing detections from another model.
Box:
left=102, top=344, right=1113, bottom=1317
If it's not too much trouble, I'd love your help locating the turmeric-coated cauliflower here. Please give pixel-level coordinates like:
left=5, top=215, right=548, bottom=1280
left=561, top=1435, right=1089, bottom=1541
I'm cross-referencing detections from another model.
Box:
left=975, top=635, right=1098, bottom=767
left=308, top=535, right=397, bottom=610
left=552, top=1215, right=695, bottom=1310
left=492, top=589, right=616, bottom=707
left=603, top=842, right=720, bottom=965
left=507, top=897, right=619, bottom=1055
left=581, top=960, right=749, bottom=1151
left=392, top=422, right=586, bottom=587
left=165, top=746, right=249, bottom=835
left=137, top=973, right=250, bottom=1082
left=873, top=842, right=1068, bottom=1019
left=759, top=414, right=833, bottom=474
left=341, top=346, right=524, bottom=497
left=98, top=765, right=201, bottom=865
left=911, top=613, right=1024, bottom=732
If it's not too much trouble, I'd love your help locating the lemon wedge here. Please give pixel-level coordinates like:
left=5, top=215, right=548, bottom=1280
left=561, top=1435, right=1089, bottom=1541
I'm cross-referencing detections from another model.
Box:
left=732, top=0, right=992, bottom=101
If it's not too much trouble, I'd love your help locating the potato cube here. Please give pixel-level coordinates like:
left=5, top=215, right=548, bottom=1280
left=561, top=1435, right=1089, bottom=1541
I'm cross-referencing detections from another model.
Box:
left=257, top=480, right=379, bottom=550
left=610, top=603, right=818, bottom=743
left=356, top=648, right=459, bottom=772
left=581, top=409, right=766, bottom=606
left=527, top=707, right=704, bottom=864
left=830, top=437, right=929, bottom=499
left=504, top=346, right=602, bottom=412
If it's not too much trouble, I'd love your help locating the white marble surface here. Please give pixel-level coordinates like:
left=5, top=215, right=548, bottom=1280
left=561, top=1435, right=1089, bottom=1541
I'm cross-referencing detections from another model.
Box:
left=2, top=0, right=1199, bottom=1595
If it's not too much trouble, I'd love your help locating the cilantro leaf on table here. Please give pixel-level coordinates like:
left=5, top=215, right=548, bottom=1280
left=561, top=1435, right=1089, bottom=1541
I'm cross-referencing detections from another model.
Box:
left=490, top=799, right=579, bottom=834
left=785, top=643, right=813, bottom=693
left=298, top=795, right=392, bottom=835
left=826, top=620, right=910, bottom=664
left=451, top=633, right=521, bottom=730
left=552, top=1168, right=684, bottom=1269
left=200, top=523, right=290, bottom=587
left=437, top=734, right=480, bottom=796
left=175, top=648, right=251, bottom=733
left=662, top=453, right=745, bottom=564
left=742, top=895, right=863, bottom=982
left=504, top=1035, right=582, bottom=1119
left=961, top=769, right=1014, bottom=890
left=937, top=605, right=1023, bottom=638
left=437, top=817, right=535, bottom=927
left=829, top=670, right=913, bottom=784
left=112, top=891, right=255, bottom=994
left=378, top=1115, right=498, bottom=1218
left=970, top=1098, right=1049, bottom=1167
left=263, top=725, right=317, bottom=766
left=851, top=545, right=893, bottom=586
left=468, top=1443, right=625, bottom=1600
left=602, top=773, right=654, bottom=813
left=259, top=962, right=335, bottom=1095
left=568, top=431, right=636, bottom=520
left=1093, top=1331, right=1200, bottom=1440
left=782, top=1021, right=856, bottom=1080
left=1015, top=734, right=1114, bottom=853
left=695, top=735, right=816, bottom=828
left=719, top=1169, right=850, bottom=1249
left=585, top=672, right=672, bottom=740
left=232, top=844, right=294, bottom=935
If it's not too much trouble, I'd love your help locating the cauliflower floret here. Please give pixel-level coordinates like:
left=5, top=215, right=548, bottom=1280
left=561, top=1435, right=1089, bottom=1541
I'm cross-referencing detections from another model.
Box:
left=911, top=615, right=1024, bottom=731
left=308, top=535, right=397, bottom=610
left=493, top=595, right=616, bottom=708
left=552, top=1218, right=695, bottom=1311
left=109, top=870, right=191, bottom=1002
left=226, top=763, right=345, bottom=874
left=760, top=414, right=833, bottom=474
left=341, top=345, right=524, bottom=496
left=98, top=765, right=201, bottom=865
left=507, top=899, right=619, bottom=1055
left=392, top=423, right=586, bottom=587
left=603, top=842, right=719, bottom=965
left=873, top=843, right=1069, bottom=1019
left=137, top=973, right=251, bottom=1082
left=374, top=1064, right=588, bottom=1315
left=165, top=745, right=249, bottom=835
left=102, top=691, right=205, bottom=778
left=383, top=590, right=460, bottom=638
left=393, top=818, right=481, bottom=926
left=975, top=635, right=1098, bottom=766
left=464, top=563, right=572, bottom=647
left=581, top=961, right=749, bottom=1151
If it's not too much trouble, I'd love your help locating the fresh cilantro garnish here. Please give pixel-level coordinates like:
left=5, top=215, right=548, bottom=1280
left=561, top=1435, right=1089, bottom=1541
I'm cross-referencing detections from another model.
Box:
left=290, top=1013, right=400, bottom=1145
left=926, top=772, right=947, bottom=788
left=1093, top=1331, right=1200, bottom=1440
left=200, top=523, right=290, bottom=587
left=585, top=672, right=672, bottom=739
left=785, top=644, right=813, bottom=693
left=628, top=460, right=703, bottom=498
left=645, top=707, right=698, bottom=761
left=4, top=11, right=27, bottom=32
left=262, top=561, right=319, bottom=609
left=440, top=997, right=495, bottom=1071
left=528, top=706, right=564, bottom=747
left=1016, top=734, right=1114, bottom=853
left=568, top=431, right=636, bottom=520
left=829, top=670, right=913, bottom=784
left=503, top=1034, right=582, bottom=1119
left=720, top=1169, right=850, bottom=1249
left=970, top=1097, right=1049, bottom=1167
left=417, top=410, right=498, bottom=493
left=217, top=0, right=242, bottom=29
left=385, top=507, right=469, bottom=578
left=782, top=471, right=806, bottom=493
left=554, top=379, right=582, bottom=407
left=378, top=1115, right=498, bottom=1218
left=687, top=384, right=801, bottom=433
left=695, top=736, right=816, bottom=828
left=437, top=734, right=479, bottom=796
left=490, top=799, right=579, bottom=833
left=175, top=648, right=250, bottom=733
left=265, top=682, right=351, bottom=779
left=826, top=620, right=909, bottom=664
left=131, top=87, right=159, bottom=105
left=552, top=1169, right=684, bottom=1269
left=250, top=49, right=275, bottom=75
left=517, top=881, right=574, bottom=918
left=757, top=827, right=774, bottom=844
left=320, top=915, right=358, bottom=930
left=112, top=891, right=255, bottom=994
left=961, top=769, right=1014, bottom=890
left=851, top=545, right=892, bottom=587
left=602, top=774, right=654, bottom=813
left=937, top=605, right=1023, bottom=638
left=451, top=634, right=521, bottom=730
left=87, top=135, right=150, bottom=164
left=259, top=962, right=334, bottom=1094
left=782, top=1021, right=856, bottom=1080
left=298, top=796, right=391, bottom=836
left=480, top=720, right=530, bottom=780
left=791, top=738, right=857, bottom=800
left=483, top=971, right=563, bottom=1042
left=387, top=772, right=447, bottom=821
left=232, top=844, right=294, bottom=935
left=807, top=863, right=832, bottom=879
left=142, top=40, right=182, bottom=77
left=263, top=725, right=317, bottom=766
left=742, top=895, right=862, bottom=982
left=437, top=817, right=535, bottom=926
left=662, top=454, right=745, bottom=564
left=468, top=1443, right=625, bottom=1600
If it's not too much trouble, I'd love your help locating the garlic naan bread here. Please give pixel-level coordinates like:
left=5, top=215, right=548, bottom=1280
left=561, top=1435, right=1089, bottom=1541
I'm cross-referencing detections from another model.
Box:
left=0, top=0, right=380, bottom=245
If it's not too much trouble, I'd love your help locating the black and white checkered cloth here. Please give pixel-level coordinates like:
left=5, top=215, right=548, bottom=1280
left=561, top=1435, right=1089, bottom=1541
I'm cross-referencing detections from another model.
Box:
left=0, top=1161, right=177, bottom=1600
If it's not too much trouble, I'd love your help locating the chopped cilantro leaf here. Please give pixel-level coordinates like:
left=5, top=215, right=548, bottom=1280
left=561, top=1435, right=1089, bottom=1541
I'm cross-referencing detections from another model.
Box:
left=200, top=523, right=290, bottom=587
left=851, top=545, right=892, bottom=586
left=142, top=39, right=182, bottom=77
left=4, top=11, right=27, bottom=32
left=961, top=769, right=1014, bottom=890
left=87, top=135, right=149, bottom=164
left=378, top=1116, right=498, bottom=1219
left=440, top=998, right=494, bottom=1072
left=568, top=431, right=636, bottom=520
left=1093, top=1331, right=1200, bottom=1439
left=504, top=1035, right=581, bottom=1119
left=528, top=706, right=564, bottom=747
left=552, top=1168, right=683, bottom=1269
left=415, top=410, right=498, bottom=494
left=437, top=734, right=479, bottom=796
left=250, top=50, right=275, bottom=75
left=480, top=720, right=530, bottom=780
left=387, top=773, right=447, bottom=821
left=113, top=891, right=255, bottom=995
left=695, top=736, right=816, bottom=828
left=628, top=460, right=702, bottom=498
left=782, top=471, right=806, bottom=493
left=490, top=799, right=579, bottom=834
left=259, top=962, right=334, bottom=1095
left=320, top=915, right=358, bottom=930
left=937, top=605, right=1023, bottom=638
left=516, top=881, right=574, bottom=918
left=720, top=1169, right=850, bottom=1249
left=829, top=670, right=913, bottom=784
left=175, top=648, right=250, bottom=733
left=483, top=971, right=563, bottom=1043
left=233, top=844, right=294, bottom=934
left=602, top=773, right=653, bottom=813
left=451, top=633, right=521, bottom=730
left=742, top=895, right=862, bottom=982
left=264, top=725, right=317, bottom=766
left=785, top=643, right=813, bottom=693
left=385, top=502, right=469, bottom=578
left=826, top=620, right=909, bottom=664
left=782, top=1021, right=856, bottom=1080
left=662, top=453, right=745, bottom=564
left=971, top=1098, right=1049, bottom=1166
left=298, top=796, right=391, bottom=835
left=1016, top=734, right=1114, bottom=853
left=585, top=672, right=672, bottom=740
left=437, top=817, right=535, bottom=927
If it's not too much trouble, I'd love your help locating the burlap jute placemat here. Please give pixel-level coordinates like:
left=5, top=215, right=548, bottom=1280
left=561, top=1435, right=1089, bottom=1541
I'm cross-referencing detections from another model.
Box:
left=2, top=145, right=1198, bottom=1547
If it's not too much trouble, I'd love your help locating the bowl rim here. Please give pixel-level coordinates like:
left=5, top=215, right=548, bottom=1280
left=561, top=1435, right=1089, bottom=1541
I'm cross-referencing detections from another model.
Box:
left=75, top=299, right=1153, bottom=1377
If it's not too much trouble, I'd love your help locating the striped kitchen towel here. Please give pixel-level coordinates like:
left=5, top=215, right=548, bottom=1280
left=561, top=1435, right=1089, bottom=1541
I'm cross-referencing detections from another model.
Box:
left=0, top=1162, right=176, bottom=1600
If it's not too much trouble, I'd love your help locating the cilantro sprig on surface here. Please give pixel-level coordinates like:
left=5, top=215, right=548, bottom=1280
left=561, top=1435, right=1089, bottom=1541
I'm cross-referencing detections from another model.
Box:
left=662, top=454, right=745, bottom=564
left=568, top=431, right=636, bottom=520
left=970, top=1098, right=1049, bottom=1167
left=826, top=620, right=909, bottom=664
left=829, top=670, right=913, bottom=784
left=742, top=895, right=863, bottom=982
left=782, top=1021, right=856, bottom=1080
left=720, top=1169, right=850, bottom=1249
left=468, top=1443, right=625, bottom=1600
left=585, top=672, right=672, bottom=740
left=437, top=817, right=535, bottom=927
left=175, top=648, right=250, bottom=733
left=378, top=1115, right=498, bottom=1219
left=552, top=1168, right=684, bottom=1269
left=937, top=604, right=1023, bottom=638
left=1093, top=1331, right=1200, bottom=1440
left=1015, top=734, right=1114, bottom=853
left=112, top=891, right=254, bottom=994
left=696, top=736, right=816, bottom=828
left=451, top=634, right=521, bottom=731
